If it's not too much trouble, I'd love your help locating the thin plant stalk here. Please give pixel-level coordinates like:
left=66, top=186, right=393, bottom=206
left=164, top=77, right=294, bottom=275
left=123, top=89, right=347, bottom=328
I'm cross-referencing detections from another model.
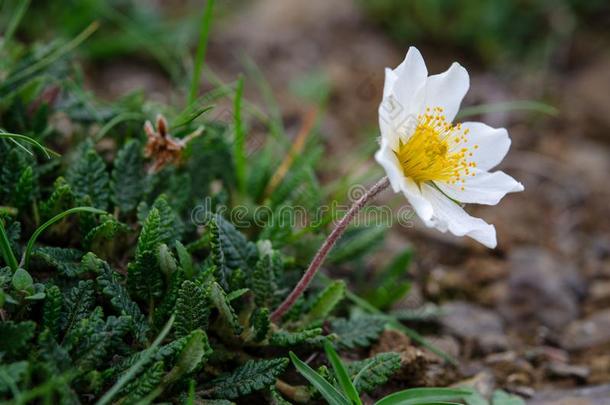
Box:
left=270, top=176, right=390, bottom=323
left=0, top=218, right=19, bottom=272
left=188, top=0, right=215, bottom=106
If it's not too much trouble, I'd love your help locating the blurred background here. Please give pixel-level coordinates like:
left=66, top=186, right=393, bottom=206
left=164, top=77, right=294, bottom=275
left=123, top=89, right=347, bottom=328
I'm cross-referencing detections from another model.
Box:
left=5, top=0, right=610, bottom=400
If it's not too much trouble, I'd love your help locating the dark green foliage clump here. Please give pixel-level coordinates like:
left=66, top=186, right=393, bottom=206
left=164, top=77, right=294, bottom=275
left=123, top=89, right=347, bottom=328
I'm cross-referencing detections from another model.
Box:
left=0, top=7, right=405, bottom=403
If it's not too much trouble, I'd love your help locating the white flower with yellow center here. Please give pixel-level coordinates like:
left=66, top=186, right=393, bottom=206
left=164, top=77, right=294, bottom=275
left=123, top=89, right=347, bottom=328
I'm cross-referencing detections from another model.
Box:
left=375, top=47, right=524, bottom=248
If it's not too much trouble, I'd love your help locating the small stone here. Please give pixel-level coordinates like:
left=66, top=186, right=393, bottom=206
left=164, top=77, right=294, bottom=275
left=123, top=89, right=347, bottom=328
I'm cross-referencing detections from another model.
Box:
left=440, top=301, right=508, bottom=354
left=546, top=362, right=590, bottom=380
left=529, top=384, right=610, bottom=405
left=501, top=247, right=585, bottom=334
left=561, top=309, right=610, bottom=351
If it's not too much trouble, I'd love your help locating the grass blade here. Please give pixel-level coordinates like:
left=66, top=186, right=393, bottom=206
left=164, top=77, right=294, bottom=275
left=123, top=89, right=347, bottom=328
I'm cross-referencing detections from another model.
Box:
left=21, top=207, right=105, bottom=269
left=289, top=352, right=350, bottom=405
left=0, top=132, right=60, bottom=158
left=0, top=218, right=19, bottom=272
left=375, top=387, right=474, bottom=405
left=324, top=340, right=362, bottom=405
left=96, top=315, right=175, bottom=405
left=233, top=75, right=246, bottom=193
left=1, top=0, right=30, bottom=51
left=188, top=0, right=215, bottom=106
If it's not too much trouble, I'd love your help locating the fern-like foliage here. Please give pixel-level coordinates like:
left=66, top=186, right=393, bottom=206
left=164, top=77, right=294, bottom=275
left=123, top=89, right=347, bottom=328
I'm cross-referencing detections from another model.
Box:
left=89, top=253, right=149, bottom=342
left=301, top=280, right=345, bottom=326
left=33, top=247, right=85, bottom=277
left=269, top=328, right=324, bottom=347
left=39, top=177, right=76, bottom=220
left=330, top=315, right=387, bottom=349
left=175, top=280, right=210, bottom=337
left=119, top=360, right=165, bottom=403
left=42, top=285, right=63, bottom=337
left=251, top=249, right=282, bottom=308
left=204, top=358, right=289, bottom=399
left=111, top=139, right=145, bottom=214
left=61, top=280, right=96, bottom=337
left=66, top=148, right=110, bottom=210
left=128, top=207, right=164, bottom=301
left=347, top=352, right=401, bottom=393
left=209, top=281, right=242, bottom=335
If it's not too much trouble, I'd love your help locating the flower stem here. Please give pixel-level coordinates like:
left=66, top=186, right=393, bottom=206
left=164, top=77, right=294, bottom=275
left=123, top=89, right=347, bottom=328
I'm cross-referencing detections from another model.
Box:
left=270, top=176, right=390, bottom=323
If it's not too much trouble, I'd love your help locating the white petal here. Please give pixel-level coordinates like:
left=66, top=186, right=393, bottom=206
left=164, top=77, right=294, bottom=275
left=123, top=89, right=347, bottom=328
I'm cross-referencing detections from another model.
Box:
left=392, top=47, right=428, bottom=113
left=400, top=178, right=434, bottom=225
left=420, top=62, right=469, bottom=122
left=437, top=170, right=524, bottom=205
left=375, top=138, right=404, bottom=193
left=379, top=48, right=428, bottom=148
left=421, top=184, right=497, bottom=248
left=457, top=122, right=511, bottom=171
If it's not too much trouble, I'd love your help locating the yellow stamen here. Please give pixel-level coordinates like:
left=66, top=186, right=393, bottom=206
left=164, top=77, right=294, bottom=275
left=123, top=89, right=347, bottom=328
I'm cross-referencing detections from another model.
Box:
left=394, top=108, right=474, bottom=186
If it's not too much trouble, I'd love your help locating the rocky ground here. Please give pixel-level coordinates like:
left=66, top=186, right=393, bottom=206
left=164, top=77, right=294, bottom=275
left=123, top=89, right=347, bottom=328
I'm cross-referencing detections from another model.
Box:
left=92, top=0, right=610, bottom=403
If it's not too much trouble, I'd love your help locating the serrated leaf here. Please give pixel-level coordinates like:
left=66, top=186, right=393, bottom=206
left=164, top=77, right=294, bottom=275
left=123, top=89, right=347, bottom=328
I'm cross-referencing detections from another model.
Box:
left=62, top=280, right=95, bottom=336
left=205, top=358, right=289, bottom=399
left=348, top=352, right=401, bottom=393
left=39, top=177, right=76, bottom=221
left=127, top=207, right=164, bottom=301
left=33, top=246, right=84, bottom=277
left=330, top=315, right=387, bottom=349
left=43, top=284, right=63, bottom=337
left=301, top=280, right=345, bottom=326
left=175, top=281, right=210, bottom=338
left=209, top=282, right=242, bottom=335
left=212, top=215, right=257, bottom=272
left=111, top=139, right=145, bottom=213
left=67, top=148, right=110, bottom=210
left=328, top=225, right=386, bottom=265
left=90, top=253, right=149, bottom=342
left=269, top=328, right=324, bottom=347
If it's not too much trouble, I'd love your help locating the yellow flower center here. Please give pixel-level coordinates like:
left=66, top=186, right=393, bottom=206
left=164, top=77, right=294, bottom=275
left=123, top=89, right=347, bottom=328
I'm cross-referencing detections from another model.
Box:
left=395, top=107, right=477, bottom=189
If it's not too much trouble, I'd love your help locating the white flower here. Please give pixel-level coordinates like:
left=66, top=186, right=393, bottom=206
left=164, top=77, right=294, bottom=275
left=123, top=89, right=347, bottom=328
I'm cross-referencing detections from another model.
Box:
left=375, top=47, right=523, bottom=248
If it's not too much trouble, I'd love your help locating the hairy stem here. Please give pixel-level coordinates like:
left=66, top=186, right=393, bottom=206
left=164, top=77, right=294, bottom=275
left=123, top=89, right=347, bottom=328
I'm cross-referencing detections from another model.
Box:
left=270, top=176, right=390, bottom=323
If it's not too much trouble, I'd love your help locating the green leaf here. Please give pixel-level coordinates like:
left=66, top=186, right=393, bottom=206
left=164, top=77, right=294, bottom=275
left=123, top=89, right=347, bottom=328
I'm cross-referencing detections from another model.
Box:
left=90, top=253, right=149, bottom=342
left=14, top=165, right=37, bottom=209
left=111, top=139, right=145, bottom=213
left=175, top=281, right=210, bottom=337
left=212, top=215, right=257, bottom=272
left=22, top=206, right=106, bottom=269
left=39, top=177, right=76, bottom=221
left=329, top=226, right=386, bottom=265
left=0, top=321, right=36, bottom=356
left=331, top=315, right=387, bottom=349
left=165, top=329, right=212, bottom=384
left=62, top=280, right=96, bottom=336
left=348, top=353, right=401, bottom=394
left=289, top=352, right=349, bottom=405
left=42, top=284, right=63, bottom=337
left=209, top=281, right=242, bottom=335
left=491, top=390, right=525, bottom=405
left=251, top=249, right=282, bottom=308
left=127, top=207, right=164, bottom=301
left=119, top=360, right=165, bottom=403
left=324, top=340, right=362, bottom=405
left=366, top=250, right=412, bottom=310
left=11, top=267, right=33, bottom=291
left=84, top=214, right=129, bottom=253
left=248, top=307, right=271, bottom=343
left=0, top=361, right=28, bottom=395
left=269, top=328, right=324, bottom=347
left=302, top=280, right=345, bottom=326
left=375, top=388, right=475, bottom=405
left=150, top=195, right=183, bottom=246
left=205, top=358, right=289, bottom=399
left=33, top=247, right=84, bottom=277
left=67, top=148, right=110, bottom=210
